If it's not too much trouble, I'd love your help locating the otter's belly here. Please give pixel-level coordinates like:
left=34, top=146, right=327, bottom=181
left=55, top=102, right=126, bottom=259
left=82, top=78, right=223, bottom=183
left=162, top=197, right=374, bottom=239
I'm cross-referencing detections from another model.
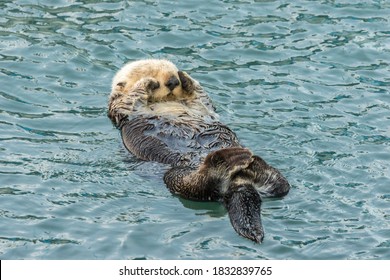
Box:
left=126, top=115, right=241, bottom=165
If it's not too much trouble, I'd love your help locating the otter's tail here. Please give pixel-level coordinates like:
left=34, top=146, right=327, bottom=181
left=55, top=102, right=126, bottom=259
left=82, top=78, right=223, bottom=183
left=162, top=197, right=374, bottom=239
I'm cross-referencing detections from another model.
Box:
left=223, top=183, right=264, bottom=243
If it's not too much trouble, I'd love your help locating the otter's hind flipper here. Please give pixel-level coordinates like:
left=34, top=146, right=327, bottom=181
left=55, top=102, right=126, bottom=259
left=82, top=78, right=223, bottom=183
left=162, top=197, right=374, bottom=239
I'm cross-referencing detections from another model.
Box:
left=164, top=147, right=254, bottom=201
left=234, top=155, right=290, bottom=198
left=164, top=167, right=265, bottom=243
left=224, top=184, right=264, bottom=243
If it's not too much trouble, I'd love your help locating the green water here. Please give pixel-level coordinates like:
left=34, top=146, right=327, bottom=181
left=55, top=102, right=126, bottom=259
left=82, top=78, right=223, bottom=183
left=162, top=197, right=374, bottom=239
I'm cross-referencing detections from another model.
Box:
left=0, top=0, right=389, bottom=259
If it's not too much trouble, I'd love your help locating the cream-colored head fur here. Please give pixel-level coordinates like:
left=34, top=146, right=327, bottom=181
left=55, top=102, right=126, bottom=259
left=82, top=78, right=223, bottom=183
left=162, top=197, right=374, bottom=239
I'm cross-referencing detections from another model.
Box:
left=111, top=59, right=194, bottom=102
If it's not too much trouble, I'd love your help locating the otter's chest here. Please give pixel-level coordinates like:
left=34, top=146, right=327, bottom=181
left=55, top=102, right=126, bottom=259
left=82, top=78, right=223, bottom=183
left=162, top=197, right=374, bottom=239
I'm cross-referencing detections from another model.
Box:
left=134, top=115, right=240, bottom=155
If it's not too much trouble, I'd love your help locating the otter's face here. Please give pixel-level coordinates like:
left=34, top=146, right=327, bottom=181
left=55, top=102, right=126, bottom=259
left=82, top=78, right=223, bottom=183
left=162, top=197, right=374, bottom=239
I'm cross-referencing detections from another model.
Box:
left=141, top=66, right=183, bottom=102
left=112, top=59, right=194, bottom=102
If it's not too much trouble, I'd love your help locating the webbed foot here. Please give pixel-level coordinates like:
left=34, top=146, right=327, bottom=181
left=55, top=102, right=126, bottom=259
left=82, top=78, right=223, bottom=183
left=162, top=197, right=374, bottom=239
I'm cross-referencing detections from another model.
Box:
left=224, top=184, right=264, bottom=243
left=230, top=155, right=290, bottom=198
left=249, top=156, right=290, bottom=197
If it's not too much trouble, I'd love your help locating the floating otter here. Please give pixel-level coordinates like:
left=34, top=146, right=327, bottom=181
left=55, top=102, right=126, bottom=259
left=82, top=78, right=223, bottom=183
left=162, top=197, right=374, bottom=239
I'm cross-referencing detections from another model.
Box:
left=108, top=59, right=290, bottom=243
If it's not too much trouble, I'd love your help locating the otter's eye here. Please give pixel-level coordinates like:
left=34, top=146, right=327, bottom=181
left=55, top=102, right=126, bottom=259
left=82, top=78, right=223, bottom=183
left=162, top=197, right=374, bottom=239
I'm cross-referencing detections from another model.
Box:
left=165, top=76, right=180, bottom=91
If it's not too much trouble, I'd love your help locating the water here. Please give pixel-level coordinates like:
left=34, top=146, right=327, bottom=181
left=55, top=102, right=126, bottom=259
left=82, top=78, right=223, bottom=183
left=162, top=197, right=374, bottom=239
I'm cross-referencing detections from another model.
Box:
left=0, top=0, right=389, bottom=260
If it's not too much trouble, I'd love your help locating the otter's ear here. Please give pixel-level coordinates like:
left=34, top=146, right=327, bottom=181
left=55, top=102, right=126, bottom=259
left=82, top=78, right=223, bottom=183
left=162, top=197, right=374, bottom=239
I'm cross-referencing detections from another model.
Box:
left=178, top=71, right=195, bottom=95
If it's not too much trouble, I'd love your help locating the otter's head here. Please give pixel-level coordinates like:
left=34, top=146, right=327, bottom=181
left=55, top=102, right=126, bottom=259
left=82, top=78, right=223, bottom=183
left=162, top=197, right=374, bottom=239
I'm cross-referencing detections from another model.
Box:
left=111, top=59, right=195, bottom=102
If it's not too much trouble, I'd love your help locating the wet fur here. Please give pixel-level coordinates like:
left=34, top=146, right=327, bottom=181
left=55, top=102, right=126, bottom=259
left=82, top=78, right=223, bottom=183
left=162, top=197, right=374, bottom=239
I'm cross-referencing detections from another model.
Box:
left=108, top=59, right=290, bottom=243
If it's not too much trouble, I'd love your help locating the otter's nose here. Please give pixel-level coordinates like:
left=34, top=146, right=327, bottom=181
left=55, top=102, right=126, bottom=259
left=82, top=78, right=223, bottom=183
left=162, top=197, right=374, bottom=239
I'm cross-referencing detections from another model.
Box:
left=165, top=76, right=180, bottom=91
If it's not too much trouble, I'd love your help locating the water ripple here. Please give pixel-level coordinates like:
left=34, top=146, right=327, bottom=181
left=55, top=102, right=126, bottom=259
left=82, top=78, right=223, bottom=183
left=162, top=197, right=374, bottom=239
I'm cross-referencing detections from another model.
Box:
left=0, top=0, right=389, bottom=260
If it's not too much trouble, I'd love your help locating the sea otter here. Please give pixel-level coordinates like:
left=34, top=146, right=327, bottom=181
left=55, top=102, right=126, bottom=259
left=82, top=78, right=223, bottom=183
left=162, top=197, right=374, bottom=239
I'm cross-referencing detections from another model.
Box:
left=108, top=59, right=290, bottom=243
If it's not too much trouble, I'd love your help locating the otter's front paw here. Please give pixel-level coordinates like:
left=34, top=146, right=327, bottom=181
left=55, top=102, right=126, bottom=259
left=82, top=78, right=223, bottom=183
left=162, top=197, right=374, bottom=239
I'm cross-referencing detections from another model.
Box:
left=178, top=71, right=195, bottom=95
left=201, top=147, right=253, bottom=177
left=135, top=77, right=160, bottom=95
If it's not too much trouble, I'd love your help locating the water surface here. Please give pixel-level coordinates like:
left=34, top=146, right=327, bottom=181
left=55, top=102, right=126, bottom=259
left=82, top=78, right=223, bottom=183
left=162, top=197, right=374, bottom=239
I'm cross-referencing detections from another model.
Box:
left=0, top=0, right=389, bottom=259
